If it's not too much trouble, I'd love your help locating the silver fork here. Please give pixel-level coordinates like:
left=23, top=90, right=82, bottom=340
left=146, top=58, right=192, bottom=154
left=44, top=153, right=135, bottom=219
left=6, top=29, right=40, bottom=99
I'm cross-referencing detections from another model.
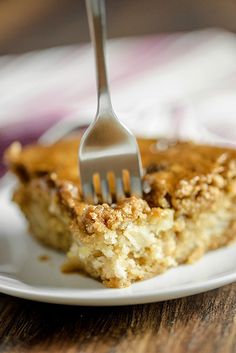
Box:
left=79, top=0, right=143, bottom=204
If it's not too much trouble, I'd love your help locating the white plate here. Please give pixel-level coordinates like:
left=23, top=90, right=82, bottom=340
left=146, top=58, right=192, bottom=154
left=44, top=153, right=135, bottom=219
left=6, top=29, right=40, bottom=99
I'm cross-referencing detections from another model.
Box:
left=1, top=175, right=236, bottom=306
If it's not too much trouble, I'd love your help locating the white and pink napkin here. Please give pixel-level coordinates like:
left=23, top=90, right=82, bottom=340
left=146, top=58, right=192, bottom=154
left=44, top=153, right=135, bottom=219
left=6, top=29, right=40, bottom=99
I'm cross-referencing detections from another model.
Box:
left=1, top=28, right=236, bottom=174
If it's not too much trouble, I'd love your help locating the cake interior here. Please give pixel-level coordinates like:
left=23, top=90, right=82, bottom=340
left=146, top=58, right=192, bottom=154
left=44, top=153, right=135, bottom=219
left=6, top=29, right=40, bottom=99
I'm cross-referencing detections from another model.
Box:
left=6, top=138, right=236, bottom=288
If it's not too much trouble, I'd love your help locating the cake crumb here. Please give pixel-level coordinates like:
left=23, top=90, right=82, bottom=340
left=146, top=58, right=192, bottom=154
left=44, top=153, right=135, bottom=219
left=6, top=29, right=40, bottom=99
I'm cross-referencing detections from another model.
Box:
left=38, top=254, right=50, bottom=262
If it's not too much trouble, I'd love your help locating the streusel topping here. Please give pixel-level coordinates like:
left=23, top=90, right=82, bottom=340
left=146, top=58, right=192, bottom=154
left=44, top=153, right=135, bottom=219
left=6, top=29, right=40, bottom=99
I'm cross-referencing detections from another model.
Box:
left=5, top=137, right=236, bottom=217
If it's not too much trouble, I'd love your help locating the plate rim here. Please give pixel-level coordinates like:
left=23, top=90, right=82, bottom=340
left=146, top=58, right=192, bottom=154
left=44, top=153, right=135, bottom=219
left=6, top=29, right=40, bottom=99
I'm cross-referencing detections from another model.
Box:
left=1, top=173, right=236, bottom=306
left=1, top=270, right=236, bottom=306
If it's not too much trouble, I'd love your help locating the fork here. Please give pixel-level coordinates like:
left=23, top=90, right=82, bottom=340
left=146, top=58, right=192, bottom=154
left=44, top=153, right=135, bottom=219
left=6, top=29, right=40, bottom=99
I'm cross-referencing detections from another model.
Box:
left=79, top=0, right=143, bottom=204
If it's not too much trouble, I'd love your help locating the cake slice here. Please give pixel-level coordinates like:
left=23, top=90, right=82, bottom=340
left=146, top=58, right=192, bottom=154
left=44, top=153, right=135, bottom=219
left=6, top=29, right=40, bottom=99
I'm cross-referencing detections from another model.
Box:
left=5, top=137, right=236, bottom=288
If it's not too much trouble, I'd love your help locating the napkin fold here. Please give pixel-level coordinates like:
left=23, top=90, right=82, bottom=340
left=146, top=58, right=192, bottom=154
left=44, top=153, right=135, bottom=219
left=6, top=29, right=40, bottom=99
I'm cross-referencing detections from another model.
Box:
left=1, top=28, right=236, bottom=175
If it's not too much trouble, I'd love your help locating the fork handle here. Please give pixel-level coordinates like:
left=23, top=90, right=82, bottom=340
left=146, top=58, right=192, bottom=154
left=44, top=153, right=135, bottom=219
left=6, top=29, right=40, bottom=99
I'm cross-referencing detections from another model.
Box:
left=86, top=0, right=112, bottom=113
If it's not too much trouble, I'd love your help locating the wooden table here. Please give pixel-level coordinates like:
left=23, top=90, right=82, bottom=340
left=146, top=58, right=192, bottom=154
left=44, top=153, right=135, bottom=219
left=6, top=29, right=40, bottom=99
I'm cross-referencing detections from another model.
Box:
left=1, top=1, right=236, bottom=352
left=1, top=284, right=236, bottom=352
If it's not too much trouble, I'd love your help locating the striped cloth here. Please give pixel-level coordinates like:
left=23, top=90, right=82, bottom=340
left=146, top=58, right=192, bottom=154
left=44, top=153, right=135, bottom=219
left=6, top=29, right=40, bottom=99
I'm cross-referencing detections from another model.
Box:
left=1, top=28, right=236, bottom=175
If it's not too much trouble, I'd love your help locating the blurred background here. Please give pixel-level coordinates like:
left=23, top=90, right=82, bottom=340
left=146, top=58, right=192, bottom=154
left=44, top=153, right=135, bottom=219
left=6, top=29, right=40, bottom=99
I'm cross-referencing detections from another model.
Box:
left=1, top=0, right=236, bottom=174
left=1, top=0, right=236, bottom=54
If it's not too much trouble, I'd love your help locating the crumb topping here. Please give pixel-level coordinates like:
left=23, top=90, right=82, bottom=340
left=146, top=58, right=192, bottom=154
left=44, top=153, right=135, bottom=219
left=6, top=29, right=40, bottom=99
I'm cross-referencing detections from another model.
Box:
left=77, top=197, right=151, bottom=235
left=5, top=137, right=236, bottom=218
left=7, top=137, right=236, bottom=288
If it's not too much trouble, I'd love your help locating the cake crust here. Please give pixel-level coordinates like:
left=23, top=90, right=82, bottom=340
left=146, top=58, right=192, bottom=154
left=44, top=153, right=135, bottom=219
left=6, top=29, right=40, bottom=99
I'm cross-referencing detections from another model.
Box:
left=5, top=137, right=236, bottom=287
left=6, top=138, right=236, bottom=212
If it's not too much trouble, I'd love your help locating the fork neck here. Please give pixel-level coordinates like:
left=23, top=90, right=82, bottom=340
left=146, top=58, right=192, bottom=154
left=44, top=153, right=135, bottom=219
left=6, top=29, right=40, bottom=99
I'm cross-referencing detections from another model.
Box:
left=86, top=0, right=112, bottom=114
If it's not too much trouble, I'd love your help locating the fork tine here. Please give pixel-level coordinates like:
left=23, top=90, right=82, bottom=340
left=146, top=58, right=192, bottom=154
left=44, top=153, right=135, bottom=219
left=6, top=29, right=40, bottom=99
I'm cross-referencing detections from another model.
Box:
left=83, top=182, right=95, bottom=204
left=100, top=177, right=111, bottom=204
left=115, top=176, right=125, bottom=202
left=130, top=176, right=143, bottom=198
left=80, top=0, right=143, bottom=205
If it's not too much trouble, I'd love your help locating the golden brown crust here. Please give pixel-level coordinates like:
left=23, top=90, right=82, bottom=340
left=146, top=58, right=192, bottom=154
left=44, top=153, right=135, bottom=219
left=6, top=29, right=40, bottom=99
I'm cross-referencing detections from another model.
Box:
left=5, top=137, right=236, bottom=288
left=72, top=197, right=171, bottom=245
left=5, top=137, right=236, bottom=218
left=141, top=139, right=236, bottom=215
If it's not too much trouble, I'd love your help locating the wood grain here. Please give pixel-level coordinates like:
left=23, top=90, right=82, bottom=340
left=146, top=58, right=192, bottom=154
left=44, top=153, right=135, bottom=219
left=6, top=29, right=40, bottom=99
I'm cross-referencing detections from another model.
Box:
left=1, top=283, right=236, bottom=353
left=1, top=1, right=236, bottom=352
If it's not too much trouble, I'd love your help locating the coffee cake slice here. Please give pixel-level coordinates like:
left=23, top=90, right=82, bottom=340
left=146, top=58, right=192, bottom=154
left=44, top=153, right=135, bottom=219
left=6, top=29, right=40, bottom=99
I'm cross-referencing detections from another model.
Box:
left=5, top=138, right=236, bottom=288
